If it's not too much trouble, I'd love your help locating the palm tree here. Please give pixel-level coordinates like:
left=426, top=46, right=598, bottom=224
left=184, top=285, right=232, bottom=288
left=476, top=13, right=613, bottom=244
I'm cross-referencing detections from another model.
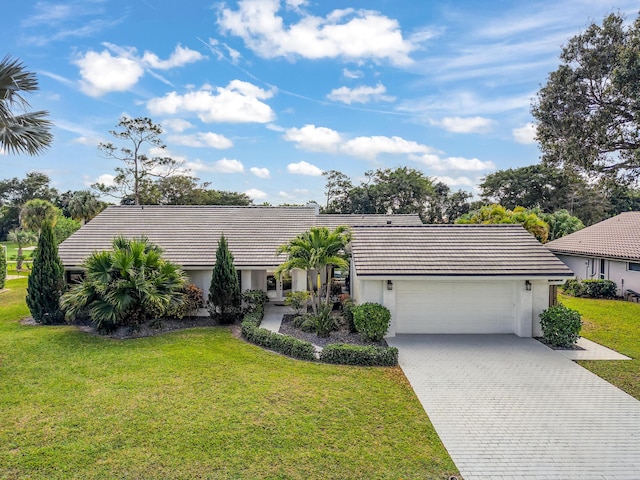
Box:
left=276, top=226, right=351, bottom=313
left=20, top=198, right=59, bottom=231
left=67, top=190, right=103, bottom=224
left=7, top=228, right=38, bottom=270
left=61, top=236, right=187, bottom=331
left=0, top=55, right=53, bottom=156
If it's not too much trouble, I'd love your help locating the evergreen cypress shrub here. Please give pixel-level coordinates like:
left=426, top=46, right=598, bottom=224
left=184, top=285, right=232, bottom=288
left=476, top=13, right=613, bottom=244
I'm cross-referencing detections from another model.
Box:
left=0, top=245, right=6, bottom=289
left=208, top=234, right=241, bottom=324
left=26, top=221, right=65, bottom=324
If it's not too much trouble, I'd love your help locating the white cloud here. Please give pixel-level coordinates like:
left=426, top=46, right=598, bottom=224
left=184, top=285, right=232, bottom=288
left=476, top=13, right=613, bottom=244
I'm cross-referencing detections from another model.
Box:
left=167, top=132, right=233, bottom=149
left=431, top=116, right=494, bottom=134
left=340, top=135, right=434, bottom=160
left=434, top=175, right=475, bottom=187
left=512, top=122, right=537, bottom=144
left=218, top=0, right=416, bottom=65
left=287, top=161, right=323, bottom=176
left=412, top=153, right=495, bottom=172
left=186, top=158, right=245, bottom=173
left=93, top=173, right=116, bottom=186
left=279, top=190, right=293, bottom=198
left=161, top=118, right=194, bottom=133
left=147, top=80, right=275, bottom=123
left=283, top=124, right=342, bottom=152
left=250, top=167, right=271, bottom=178
left=74, top=43, right=205, bottom=96
left=245, top=188, right=268, bottom=199
left=326, top=83, right=395, bottom=105
left=141, top=44, right=204, bottom=70
left=343, top=68, right=363, bottom=79
left=75, top=49, right=144, bottom=96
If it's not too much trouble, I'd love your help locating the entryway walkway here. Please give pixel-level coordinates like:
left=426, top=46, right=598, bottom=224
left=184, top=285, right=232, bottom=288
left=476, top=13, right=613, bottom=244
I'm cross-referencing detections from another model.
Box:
left=387, top=334, right=640, bottom=480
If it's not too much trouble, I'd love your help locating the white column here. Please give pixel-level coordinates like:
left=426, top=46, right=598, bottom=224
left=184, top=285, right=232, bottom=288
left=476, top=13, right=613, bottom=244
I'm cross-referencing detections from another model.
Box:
left=241, top=270, right=253, bottom=292
left=291, top=269, right=307, bottom=292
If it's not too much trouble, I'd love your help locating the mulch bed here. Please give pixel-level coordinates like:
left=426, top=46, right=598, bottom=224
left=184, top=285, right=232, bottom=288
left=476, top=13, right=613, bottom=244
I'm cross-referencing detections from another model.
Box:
left=535, top=337, right=585, bottom=350
left=278, top=313, right=388, bottom=348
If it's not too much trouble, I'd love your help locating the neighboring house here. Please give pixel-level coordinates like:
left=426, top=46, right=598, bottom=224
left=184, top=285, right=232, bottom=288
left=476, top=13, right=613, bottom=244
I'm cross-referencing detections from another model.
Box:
left=350, top=225, right=573, bottom=338
left=59, top=205, right=573, bottom=338
left=546, top=211, right=640, bottom=297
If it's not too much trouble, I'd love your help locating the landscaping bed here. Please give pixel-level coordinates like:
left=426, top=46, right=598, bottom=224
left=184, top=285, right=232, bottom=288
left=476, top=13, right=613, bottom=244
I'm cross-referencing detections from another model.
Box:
left=279, top=313, right=388, bottom=348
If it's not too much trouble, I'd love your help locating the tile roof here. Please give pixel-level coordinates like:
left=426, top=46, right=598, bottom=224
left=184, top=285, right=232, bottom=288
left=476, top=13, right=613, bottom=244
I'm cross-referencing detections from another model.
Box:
left=58, top=205, right=421, bottom=268
left=351, top=224, right=573, bottom=277
left=545, top=212, right=640, bottom=261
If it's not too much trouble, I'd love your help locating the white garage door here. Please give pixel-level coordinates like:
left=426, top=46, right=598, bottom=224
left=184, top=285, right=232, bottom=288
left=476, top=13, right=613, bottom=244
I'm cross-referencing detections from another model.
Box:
left=395, top=281, right=516, bottom=334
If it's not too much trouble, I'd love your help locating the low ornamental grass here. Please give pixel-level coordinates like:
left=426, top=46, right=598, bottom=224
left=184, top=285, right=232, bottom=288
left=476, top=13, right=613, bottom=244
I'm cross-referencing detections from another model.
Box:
left=560, top=293, right=640, bottom=400
left=0, top=278, right=457, bottom=479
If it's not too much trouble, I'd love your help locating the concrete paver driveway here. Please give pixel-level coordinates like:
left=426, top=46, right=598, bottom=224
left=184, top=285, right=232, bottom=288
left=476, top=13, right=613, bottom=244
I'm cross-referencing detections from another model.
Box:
left=387, top=335, right=640, bottom=480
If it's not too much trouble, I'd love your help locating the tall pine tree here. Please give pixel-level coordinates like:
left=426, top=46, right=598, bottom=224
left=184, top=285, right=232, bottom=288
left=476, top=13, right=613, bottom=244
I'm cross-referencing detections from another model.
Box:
left=208, top=234, right=240, bottom=324
left=26, top=221, right=64, bottom=324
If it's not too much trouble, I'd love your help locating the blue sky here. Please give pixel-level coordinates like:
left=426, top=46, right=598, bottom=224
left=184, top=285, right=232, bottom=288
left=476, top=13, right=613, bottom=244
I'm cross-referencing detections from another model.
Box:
left=2, top=0, right=638, bottom=205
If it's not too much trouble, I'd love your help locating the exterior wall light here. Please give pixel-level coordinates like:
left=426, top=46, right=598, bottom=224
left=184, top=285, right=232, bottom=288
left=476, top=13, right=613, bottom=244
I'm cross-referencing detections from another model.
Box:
left=387, top=280, right=393, bottom=290
left=525, top=280, right=532, bottom=291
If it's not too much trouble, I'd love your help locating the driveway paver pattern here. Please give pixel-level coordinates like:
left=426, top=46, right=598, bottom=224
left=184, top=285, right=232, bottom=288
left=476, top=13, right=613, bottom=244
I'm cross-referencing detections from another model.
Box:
left=387, top=334, right=640, bottom=480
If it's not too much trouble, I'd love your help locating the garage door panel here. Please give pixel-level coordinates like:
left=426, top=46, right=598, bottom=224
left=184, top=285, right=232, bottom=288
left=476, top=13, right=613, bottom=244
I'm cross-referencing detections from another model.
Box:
left=395, top=281, right=515, bottom=334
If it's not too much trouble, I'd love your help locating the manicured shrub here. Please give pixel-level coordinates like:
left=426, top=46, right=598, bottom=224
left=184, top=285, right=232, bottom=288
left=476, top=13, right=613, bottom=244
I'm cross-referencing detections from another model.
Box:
left=0, top=245, right=6, bottom=289
left=208, top=234, right=241, bottom=324
left=352, top=303, right=391, bottom=342
left=241, top=290, right=269, bottom=312
left=166, top=284, right=204, bottom=319
left=241, top=310, right=316, bottom=361
left=26, top=221, right=65, bottom=324
left=563, top=279, right=617, bottom=298
left=320, top=344, right=398, bottom=366
left=539, top=304, right=582, bottom=347
left=285, top=290, right=310, bottom=315
left=581, top=279, right=617, bottom=298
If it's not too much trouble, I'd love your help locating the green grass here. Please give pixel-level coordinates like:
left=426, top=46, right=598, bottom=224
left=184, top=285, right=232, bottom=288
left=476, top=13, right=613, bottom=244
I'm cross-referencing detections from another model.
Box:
left=1, top=241, right=35, bottom=261
left=0, top=278, right=457, bottom=479
left=560, top=293, right=640, bottom=400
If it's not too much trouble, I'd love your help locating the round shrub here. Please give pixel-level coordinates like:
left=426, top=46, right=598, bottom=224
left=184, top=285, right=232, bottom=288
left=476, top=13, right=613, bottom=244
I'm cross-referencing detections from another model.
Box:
left=352, top=302, right=391, bottom=342
left=539, top=304, right=582, bottom=347
left=166, top=284, right=204, bottom=319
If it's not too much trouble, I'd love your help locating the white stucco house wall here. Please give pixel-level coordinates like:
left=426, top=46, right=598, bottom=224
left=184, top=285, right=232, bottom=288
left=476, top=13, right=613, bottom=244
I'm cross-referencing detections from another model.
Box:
left=59, top=205, right=574, bottom=337
left=546, top=212, right=640, bottom=297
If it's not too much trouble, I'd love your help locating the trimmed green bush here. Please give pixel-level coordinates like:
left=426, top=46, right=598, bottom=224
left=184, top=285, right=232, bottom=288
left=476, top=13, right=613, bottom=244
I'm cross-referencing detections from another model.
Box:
left=0, top=245, right=6, bottom=289
left=352, top=303, right=391, bottom=342
left=241, top=308, right=316, bottom=361
left=166, top=284, right=204, bottom=319
left=285, top=290, right=310, bottom=315
left=26, top=221, right=65, bottom=324
left=539, top=304, right=582, bottom=347
left=563, top=279, right=617, bottom=298
left=242, top=289, right=269, bottom=314
left=320, top=344, right=398, bottom=366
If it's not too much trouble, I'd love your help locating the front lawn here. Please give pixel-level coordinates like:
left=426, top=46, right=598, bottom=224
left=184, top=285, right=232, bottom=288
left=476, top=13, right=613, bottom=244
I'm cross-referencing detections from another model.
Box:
left=0, top=278, right=457, bottom=479
left=560, top=293, right=640, bottom=400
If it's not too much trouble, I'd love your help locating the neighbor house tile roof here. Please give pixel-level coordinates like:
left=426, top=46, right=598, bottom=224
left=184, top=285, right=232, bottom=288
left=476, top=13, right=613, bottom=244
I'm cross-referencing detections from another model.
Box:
left=317, top=213, right=422, bottom=228
left=58, top=205, right=421, bottom=268
left=351, top=224, right=573, bottom=277
left=545, top=212, right=640, bottom=261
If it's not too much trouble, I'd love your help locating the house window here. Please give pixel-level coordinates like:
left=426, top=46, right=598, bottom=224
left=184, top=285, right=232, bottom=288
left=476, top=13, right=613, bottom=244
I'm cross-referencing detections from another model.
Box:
left=629, top=262, right=640, bottom=272
left=600, top=258, right=606, bottom=279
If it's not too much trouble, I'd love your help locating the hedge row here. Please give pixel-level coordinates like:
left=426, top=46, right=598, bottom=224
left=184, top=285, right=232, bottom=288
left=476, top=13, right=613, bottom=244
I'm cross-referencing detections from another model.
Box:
left=319, top=343, right=399, bottom=366
left=563, top=279, right=617, bottom=298
left=241, top=311, right=316, bottom=361
left=240, top=310, right=398, bottom=366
